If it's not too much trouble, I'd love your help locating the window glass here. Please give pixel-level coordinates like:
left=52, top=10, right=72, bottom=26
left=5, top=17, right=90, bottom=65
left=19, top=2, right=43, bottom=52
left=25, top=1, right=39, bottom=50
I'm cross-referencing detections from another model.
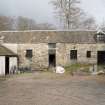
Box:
left=70, top=50, right=77, bottom=60
left=48, top=43, right=56, bottom=49
left=87, top=51, right=91, bottom=58
left=26, top=49, right=33, bottom=58
left=96, top=33, right=105, bottom=42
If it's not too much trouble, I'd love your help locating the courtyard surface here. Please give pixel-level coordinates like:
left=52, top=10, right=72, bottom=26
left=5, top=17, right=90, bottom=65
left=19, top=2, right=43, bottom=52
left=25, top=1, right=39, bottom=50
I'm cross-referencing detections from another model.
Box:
left=0, top=72, right=105, bottom=105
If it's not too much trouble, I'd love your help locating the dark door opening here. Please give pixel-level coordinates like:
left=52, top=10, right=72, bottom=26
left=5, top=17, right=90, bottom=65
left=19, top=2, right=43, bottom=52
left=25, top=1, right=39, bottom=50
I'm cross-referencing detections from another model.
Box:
left=5, top=56, right=9, bottom=75
left=98, top=51, right=105, bottom=65
left=49, top=54, right=56, bottom=67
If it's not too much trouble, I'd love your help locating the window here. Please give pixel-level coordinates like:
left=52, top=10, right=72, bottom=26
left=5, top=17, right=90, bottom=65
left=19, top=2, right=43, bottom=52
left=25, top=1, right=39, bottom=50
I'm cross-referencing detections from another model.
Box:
left=48, top=43, right=56, bottom=49
left=97, top=34, right=105, bottom=42
left=95, top=32, right=105, bottom=42
left=48, top=43, right=56, bottom=55
left=26, top=49, right=33, bottom=58
left=87, top=51, right=91, bottom=58
left=70, top=50, right=77, bottom=60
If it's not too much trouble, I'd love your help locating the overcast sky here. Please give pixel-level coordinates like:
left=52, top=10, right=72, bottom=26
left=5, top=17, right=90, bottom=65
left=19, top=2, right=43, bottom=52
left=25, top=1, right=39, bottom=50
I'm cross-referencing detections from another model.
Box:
left=0, top=0, right=105, bottom=26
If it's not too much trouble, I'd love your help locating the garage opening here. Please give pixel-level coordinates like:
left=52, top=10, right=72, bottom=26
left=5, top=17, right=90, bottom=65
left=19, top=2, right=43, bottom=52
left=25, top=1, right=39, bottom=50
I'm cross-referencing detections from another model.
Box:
left=5, top=56, right=9, bottom=75
left=49, top=54, right=56, bottom=67
left=97, top=51, right=105, bottom=65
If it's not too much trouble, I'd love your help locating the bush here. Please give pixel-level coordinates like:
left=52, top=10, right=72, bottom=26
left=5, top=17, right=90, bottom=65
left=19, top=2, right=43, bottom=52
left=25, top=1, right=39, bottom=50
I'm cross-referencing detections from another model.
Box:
left=18, top=66, right=31, bottom=73
left=97, top=65, right=105, bottom=72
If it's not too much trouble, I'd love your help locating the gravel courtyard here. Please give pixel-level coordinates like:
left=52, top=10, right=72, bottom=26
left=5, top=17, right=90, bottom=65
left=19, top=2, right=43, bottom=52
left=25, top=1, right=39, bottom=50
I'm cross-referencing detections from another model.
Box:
left=0, top=72, right=105, bottom=105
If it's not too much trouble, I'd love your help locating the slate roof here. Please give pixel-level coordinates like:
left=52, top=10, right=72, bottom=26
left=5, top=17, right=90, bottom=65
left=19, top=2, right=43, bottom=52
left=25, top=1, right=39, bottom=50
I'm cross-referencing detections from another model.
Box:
left=0, top=45, right=17, bottom=56
left=0, top=30, right=97, bottom=44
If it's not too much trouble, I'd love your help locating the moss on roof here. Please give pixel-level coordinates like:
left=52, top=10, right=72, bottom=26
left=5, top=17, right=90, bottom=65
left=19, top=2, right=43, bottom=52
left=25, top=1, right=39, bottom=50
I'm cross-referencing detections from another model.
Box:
left=0, top=30, right=97, bottom=44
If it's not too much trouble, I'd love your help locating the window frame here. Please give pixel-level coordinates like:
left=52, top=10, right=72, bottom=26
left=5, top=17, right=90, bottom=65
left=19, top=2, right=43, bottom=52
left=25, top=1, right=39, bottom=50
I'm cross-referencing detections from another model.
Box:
left=95, top=32, right=105, bottom=42
left=87, top=51, right=91, bottom=58
left=48, top=43, right=56, bottom=49
left=70, top=50, right=77, bottom=60
left=25, top=49, right=33, bottom=58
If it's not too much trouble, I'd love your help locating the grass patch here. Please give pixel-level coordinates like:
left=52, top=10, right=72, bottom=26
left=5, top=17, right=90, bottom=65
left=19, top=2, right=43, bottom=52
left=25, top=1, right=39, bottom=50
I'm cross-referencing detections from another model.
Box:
left=97, top=65, right=105, bottom=72
left=0, top=76, right=7, bottom=81
left=64, top=63, right=91, bottom=75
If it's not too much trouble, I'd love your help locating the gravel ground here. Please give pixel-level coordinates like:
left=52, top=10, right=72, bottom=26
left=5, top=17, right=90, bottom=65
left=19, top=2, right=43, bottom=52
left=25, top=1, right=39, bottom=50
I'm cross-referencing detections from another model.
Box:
left=0, top=72, right=105, bottom=105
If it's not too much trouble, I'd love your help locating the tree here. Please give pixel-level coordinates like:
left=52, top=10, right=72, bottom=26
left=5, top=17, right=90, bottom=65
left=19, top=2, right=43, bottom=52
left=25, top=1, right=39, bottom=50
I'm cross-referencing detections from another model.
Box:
left=82, top=17, right=96, bottom=30
left=0, top=16, right=13, bottom=31
left=37, top=23, right=55, bottom=30
left=51, top=0, right=81, bottom=29
left=51, top=0, right=96, bottom=30
left=15, top=16, right=37, bottom=30
left=0, top=15, right=55, bottom=31
left=99, top=20, right=105, bottom=31
left=14, top=16, right=55, bottom=30
left=75, top=15, right=97, bottom=30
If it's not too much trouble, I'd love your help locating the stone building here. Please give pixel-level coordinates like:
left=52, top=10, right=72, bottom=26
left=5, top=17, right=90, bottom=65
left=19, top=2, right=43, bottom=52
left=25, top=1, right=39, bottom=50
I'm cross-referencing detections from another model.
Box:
left=0, top=30, right=105, bottom=75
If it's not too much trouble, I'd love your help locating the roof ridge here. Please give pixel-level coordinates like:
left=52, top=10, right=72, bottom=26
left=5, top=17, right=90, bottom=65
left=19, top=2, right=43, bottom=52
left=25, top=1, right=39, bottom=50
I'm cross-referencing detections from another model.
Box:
left=0, top=30, right=97, bottom=33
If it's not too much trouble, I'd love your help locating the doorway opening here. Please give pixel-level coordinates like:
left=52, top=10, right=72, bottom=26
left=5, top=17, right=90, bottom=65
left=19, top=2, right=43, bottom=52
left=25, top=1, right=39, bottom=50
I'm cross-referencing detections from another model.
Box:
left=49, top=54, right=56, bottom=67
left=97, top=51, right=105, bottom=65
left=5, top=56, right=9, bottom=75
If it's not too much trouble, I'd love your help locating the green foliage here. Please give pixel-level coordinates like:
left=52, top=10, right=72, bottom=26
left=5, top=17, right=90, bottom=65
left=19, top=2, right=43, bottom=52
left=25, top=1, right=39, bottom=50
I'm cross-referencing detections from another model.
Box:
left=0, top=76, right=7, bottom=81
left=97, top=65, right=105, bottom=72
left=64, top=63, right=91, bottom=75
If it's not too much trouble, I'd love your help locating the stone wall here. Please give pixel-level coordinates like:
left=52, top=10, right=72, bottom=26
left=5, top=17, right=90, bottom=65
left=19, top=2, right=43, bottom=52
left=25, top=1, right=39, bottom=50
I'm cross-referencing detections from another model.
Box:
left=56, top=43, right=105, bottom=66
left=17, top=43, right=48, bottom=70
left=3, top=43, right=105, bottom=70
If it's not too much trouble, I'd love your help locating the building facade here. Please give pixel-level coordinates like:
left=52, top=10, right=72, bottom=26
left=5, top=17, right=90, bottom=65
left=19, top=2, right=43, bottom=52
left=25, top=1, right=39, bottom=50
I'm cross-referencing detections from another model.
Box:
left=0, top=30, right=105, bottom=75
